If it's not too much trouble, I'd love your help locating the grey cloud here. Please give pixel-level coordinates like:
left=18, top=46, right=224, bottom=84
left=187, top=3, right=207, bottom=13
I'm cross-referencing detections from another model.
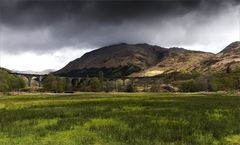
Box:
left=0, top=0, right=239, bottom=53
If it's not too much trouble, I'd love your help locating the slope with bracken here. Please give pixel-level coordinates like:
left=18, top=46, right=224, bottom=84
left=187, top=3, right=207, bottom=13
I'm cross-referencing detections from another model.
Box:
left=131, top=47, right=214, bottom=77
left=200, top=41, right=240, bottom=72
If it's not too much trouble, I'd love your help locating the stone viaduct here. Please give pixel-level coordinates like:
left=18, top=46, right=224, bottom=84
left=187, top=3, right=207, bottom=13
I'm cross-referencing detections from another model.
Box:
left=11, top=72, right=164, bottom=90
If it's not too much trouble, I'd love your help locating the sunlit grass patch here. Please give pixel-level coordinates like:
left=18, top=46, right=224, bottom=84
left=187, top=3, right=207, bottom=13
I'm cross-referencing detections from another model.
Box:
left=206, top=109, right=229, bottom=121
left=34, top=118, right=59, bottom=129
left=153, top=117, right=190, bottom=126
left=84, top=118, right=129, bottom=131
left=224, top=134, right=240, bottom=145
left=122, top=105, right=145, bottom=112
left=0, top=103, right=5, bottom=109
left=40, top=126, right=99, bottom=145
left=84, top=118, right=131, bottom=142
left=191, top=132, right=219, bottom=145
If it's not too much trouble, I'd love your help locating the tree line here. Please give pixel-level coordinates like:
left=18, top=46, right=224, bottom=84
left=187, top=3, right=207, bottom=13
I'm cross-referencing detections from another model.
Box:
left=0, top=69, right=240, bottom=93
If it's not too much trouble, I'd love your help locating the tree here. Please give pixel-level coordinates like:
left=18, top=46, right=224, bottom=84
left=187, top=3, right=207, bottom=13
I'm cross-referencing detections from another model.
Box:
left=89, top=77, right=101, bottom=92
left=98, top=71, right=104, bottom=91
left=194, top=77, right=208, bottom=91
left=125, top=84, right=135, bottom=92
left=0, top=70, right=25, bottom=92
left=0, top=71, right=9, bottom=92
left=150, top=84, right=160, bottom=92
left=179, top=80, right=196, bottom=92
left=43, top=74, right=65, bottom=93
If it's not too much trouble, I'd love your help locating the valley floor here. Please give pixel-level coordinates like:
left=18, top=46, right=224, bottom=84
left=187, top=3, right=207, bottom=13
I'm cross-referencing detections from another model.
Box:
left=0, top=93, right=239, bottom=145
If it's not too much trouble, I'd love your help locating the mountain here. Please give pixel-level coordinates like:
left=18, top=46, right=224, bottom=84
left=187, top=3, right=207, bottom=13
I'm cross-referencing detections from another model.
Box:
left=131, top=47, right=214, bottom=77
left=11, top=69, right=54, bottom=75
left=55, top=43, right=214, bottom=77
left=201, top=41, right=240, bottom=72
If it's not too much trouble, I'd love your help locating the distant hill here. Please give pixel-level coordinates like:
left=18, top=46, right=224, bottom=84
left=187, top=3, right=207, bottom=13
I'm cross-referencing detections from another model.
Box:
left=200, top=41, right=240, bottom=72
left=55, top=43, right=217, bottom=77
left=11, top=69, right=55, bottom=75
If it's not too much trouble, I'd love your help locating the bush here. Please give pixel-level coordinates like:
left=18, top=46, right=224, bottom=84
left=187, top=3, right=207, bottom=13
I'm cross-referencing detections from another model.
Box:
left=0, top=70, right=25, bottom=92
left=178, top=72, right=240, bottom=92
left=89, top=77, right=102, bottom=92
left=179, top=77, right=208, bottom=92
left=208, top=73, right=240, bottom=91
left=179, top=80, right=196, bottom=92
left=43, top=74, right=65, bottom=93
left=125, top=84, right=135, bottom=92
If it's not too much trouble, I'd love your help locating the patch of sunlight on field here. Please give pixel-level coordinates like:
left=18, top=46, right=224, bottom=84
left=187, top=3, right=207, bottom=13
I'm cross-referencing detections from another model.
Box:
left=153, top=117, right=189, bottom=126
left=84, top=118, right=129, bottom=131
left=3, top=99, right=100, bottom=110
left=191, top=132, right=219, bottom=145
left=151, top=107, right=180, bottom=112
left=0, top=103, right=5, bottom=109
left=0, top=134, right=37, bottom=145
left=224, top=135, right=240, bottom=145
left=206, top=109, right=229, bottom=121
left=122, top=106, right=146, bottom=112
left=0, top=127, right=100, bottom=145
left=40, top=127, right=99, bottom=145
left=34, top=118, right=59, bottom=129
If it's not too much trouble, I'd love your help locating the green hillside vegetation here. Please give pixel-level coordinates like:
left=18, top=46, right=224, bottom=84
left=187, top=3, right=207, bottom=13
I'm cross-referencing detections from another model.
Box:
left=177, top=72, right=240, bottom=92
left=0, top=93, right=239, bottom=145
left=0, top=70, right=25, bottom=92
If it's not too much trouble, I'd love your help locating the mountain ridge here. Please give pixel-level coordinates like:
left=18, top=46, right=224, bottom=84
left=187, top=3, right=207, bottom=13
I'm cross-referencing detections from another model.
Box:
left=56, top=42, right=240, bottom=77
left=56, top=42, right=227, bottom=77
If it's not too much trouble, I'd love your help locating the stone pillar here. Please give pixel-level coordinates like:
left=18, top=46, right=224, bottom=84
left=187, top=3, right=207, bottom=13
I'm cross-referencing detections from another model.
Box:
left=145, top=78, right=149, bottom=92
left=68, top=78, right=73, bottom=87
left=143, top=78, right=147, bottom=92
left=78, top=78, right=82, bottom=83
left=71, top=78, right=78, bottom=88
left=38, top=76, right=43, bottom=87
left=131, top=78, right=135, bottom=87
left=115, top=79, right=117, bottom=91
left=26, top=76, right=33, bottom=87
left=105, top=79, right=109, bottom=92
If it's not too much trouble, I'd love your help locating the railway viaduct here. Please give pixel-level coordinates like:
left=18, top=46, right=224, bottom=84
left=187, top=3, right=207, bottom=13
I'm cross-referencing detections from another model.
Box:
left=11, top=72, right=164, bottom=90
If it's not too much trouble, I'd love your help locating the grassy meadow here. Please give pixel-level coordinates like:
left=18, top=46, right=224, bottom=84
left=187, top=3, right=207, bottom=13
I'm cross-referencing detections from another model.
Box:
left=0, top=93, right=239, bottom=145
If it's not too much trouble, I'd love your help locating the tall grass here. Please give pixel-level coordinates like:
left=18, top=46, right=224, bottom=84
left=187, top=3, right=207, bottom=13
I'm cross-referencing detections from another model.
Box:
left=0, top=93, right=239, bottom=145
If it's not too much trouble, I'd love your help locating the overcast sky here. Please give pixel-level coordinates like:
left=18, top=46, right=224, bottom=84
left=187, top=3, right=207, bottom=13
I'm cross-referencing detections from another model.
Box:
left=0, top=0, right=239, bottom=71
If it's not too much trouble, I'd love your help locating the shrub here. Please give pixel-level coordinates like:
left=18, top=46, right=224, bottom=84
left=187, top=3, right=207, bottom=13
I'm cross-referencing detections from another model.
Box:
left=43, top=74, right=65, bottom=93
left=125, top=84, right=135, bottom=92
left=0, top=70, right=25, bottom=92
left=89, top=77, right=102, bottom=92
left=179, top=77, right=208, bottom=92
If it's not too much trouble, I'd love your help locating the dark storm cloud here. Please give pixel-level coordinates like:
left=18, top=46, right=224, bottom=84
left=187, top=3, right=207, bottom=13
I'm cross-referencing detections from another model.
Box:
left=1, top=0, right=232, bottom=27
left=0, top=0, right=239, bottom=53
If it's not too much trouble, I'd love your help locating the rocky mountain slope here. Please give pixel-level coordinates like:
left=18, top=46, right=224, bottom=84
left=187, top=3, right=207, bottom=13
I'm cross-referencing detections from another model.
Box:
left=131, top=48, right=214, bottom=77
left=56, top=41, right=240, bottom=77
left=206, top=41, right=240, bottom=72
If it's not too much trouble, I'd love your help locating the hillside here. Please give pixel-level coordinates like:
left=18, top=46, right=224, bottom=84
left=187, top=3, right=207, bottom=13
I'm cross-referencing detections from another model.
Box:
left=0, top=67, right=12, bottom=73
left=131, top=48, right=214, bottom=77
left=56, top=43, right=167, bottom=76
left=55, top=43, right=214, bottom=77
left=200, top=41, right=240, bottom=72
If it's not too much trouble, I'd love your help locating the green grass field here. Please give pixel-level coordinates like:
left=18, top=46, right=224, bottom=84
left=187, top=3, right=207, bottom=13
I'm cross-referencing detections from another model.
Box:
left=0, top=93, right=239, bottom=145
